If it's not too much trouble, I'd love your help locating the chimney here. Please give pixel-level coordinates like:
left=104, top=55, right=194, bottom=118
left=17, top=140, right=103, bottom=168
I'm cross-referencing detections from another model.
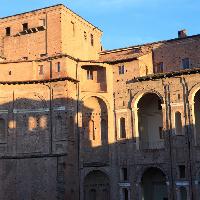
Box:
left=178, top=29, right=187, bottom=38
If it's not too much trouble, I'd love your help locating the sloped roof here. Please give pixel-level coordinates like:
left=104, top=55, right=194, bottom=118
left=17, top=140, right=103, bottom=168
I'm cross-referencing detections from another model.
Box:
left=99, top=46, right=152, bottom=64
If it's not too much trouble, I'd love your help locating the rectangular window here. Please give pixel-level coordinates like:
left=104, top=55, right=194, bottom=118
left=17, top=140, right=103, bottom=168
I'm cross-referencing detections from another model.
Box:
left=71, top=21, right=75, bottom=36
left=57, top=62, right=61, bottom=72
left=119, top=65, right=125, bottom=75
left=159, top=127, right=164, bottom=139
left=22, top=23, right=28, bottom=31
left=157, top=62, right=164, bottom=73
left=87, top=70, right=93, bottom=80
left=182, top=58, right=190, bottom=69
left=179, top=165, right=186, bottom=178
left=120, top=168, right=128, bottom=181
left=5, top=27, right=11, bottom=36
left=38, top=65, right=44, bottom=75
left=119, top=118, right=126, bottom=138
left=39, top=19, right=46, bottom=26
left=91, top=34, right=94, bottom=46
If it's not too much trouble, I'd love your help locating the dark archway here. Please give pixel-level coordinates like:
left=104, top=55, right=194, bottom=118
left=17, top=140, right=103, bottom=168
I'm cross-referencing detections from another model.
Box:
left=194, top=90, right=200, bottom=144
left=141, top=167, right=168, bottom=200
left=137, top=93, right=163, bottom=149
left=84, top=170, right=110, bottom=200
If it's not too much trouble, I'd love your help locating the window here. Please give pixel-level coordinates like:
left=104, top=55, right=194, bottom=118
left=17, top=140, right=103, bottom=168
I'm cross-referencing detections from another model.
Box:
left=182, top=58, right=190, bottom=69
left=84, top=31, right=87, bottom=40
left=157, top=62, right=164, bottom=73
left=120, top=168, right=128, bottom=181
left=39, top=19, right=46, bottom=26
left=119, top=65, right=125, bottom=75
left=22, top=23, right=28, bottom=31
left=159, top=127, right=164, bottom=139
left=8, top=71, right=12, bottom=75
left=87, top=70, right=93, bottom=80
left=71, top=21, right=75, bottom=36
left=0, top=118, right=6, bottom=140
left=119, top=117, right=126, bottom=138
left=179, top=165, right=186, bottom=178
left=57, top=62, right=61, bottom=72
left=175, top=112, right=182, bottom=135
left=5, top=27, right=11, bottom=36
left=91, top=34, right=94, bottom=46
left=38, top=65, right=44, bottom=75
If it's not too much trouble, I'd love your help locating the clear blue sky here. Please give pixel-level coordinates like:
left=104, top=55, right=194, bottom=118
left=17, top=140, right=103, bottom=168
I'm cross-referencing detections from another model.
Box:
left=0, top=0, right=199, bottom=50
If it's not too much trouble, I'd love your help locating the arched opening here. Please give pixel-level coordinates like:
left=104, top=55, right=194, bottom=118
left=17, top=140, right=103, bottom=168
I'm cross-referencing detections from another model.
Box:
left=82, top=96, right=109, bottom=163
left=175, top=112, right=183, bottom=135
left=194, top=90, right=200, bottom=144
left=137, top=93, right=163, bottom=149
left=82, top=96, right=108, bottom=146
left=84, top=170, right=110, bottom=200
left=141, top=167, right=168, bottom=200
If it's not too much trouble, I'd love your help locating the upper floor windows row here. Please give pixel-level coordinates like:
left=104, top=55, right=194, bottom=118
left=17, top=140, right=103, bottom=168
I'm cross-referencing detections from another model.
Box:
left=156, top=58, right=190, bottom=73
left=83, top=31, right=94, bottom=46
left=5, top=19, right=46, bottom=36
left=38, top=62, right=61, bottom=75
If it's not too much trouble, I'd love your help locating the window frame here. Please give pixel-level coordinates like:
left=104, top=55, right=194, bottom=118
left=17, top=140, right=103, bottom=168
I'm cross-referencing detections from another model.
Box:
left=182, top=58, right=190, bottom=69
left=118, top=65, right=125, bottom=75
left=5, top=27, right=11, bottom=36
left=38, top=65, right=44, bottom=75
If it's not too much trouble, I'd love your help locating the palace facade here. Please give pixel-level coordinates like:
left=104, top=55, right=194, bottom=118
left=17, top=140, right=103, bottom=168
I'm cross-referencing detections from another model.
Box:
left=0, top=4, right=200, bottom=200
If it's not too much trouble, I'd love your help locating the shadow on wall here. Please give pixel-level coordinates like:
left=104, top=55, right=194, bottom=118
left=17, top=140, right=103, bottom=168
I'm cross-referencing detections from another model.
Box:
left=0, top=96, right=94, bottom=200
left=81, top=91, right=200, bottom=200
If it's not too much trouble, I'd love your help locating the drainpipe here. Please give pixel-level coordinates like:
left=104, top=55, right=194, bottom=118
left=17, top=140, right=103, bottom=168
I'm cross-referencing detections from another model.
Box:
left=181, top=77, right=194, bottom=200
left=76, top=61, right=81, bottom=200
left=163, top=81, right=175, bottom=200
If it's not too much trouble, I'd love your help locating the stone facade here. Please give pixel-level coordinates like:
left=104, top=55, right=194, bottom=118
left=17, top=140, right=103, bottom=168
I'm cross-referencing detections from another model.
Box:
left=0, top=4, right=200, bottom=200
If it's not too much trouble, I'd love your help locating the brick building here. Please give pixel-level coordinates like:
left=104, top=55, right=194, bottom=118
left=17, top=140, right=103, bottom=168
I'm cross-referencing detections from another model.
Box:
left=0, top=3, right=200, bottom=200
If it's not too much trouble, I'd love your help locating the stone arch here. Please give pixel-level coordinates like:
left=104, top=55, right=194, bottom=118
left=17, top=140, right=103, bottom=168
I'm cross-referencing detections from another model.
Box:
left=84, top=170, right=110, bottom=200
left=80, top=94, right=110, bottom=111
left=81, top=96, right=109, bottom=163
left=132, top=91, right=164, bottom=149
left=188, top=84, right=200, bottom=145
left=140, top=167, right=168, bottom=200
left=136, top=165, right=169, bottom=183
left=131, top=90, right=164, bottom=109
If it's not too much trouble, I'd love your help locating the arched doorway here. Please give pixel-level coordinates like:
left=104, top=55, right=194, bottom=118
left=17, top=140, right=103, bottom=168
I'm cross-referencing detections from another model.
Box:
left=137, top=93, right=164, bottom=149
left=141, top=167, right=168, bottom=200
left=84, top=170, right=110, bottom=200
left=194, top=89, right=200, bottom=144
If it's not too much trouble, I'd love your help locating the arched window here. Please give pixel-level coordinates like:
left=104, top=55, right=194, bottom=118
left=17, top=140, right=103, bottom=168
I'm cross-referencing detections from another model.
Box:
left=89, top=119, right=95, bottom=140
left=0, top=118, right=5, bottom=140
left=119, top=117, right=126, bottom=138
left=175, top=112, right=182, bottom=135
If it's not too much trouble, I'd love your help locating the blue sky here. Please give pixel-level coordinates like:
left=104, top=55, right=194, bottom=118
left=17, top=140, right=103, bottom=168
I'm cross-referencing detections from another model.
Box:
left=0, top=0, right=200, bottom=50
